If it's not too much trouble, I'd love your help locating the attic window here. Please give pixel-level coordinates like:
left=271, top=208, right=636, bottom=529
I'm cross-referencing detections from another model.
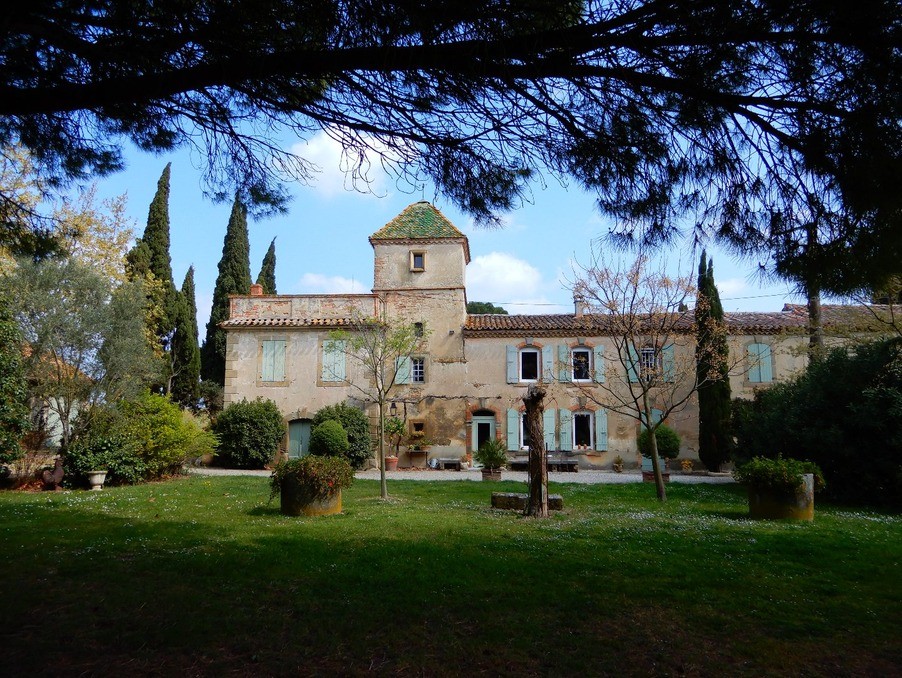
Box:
left=410, top=251, right=426, bottom=271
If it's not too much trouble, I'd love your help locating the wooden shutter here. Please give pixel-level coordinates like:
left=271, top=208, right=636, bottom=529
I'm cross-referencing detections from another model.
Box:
left=593, top=345, right=605, bottom=382
left=543, top=409, right=556, bottom=451
left=262, top=340, right=286, bottom=382
left=627, top=344, right=640, bottom=383
left=662, top=344, right=675, bottom=382
left=558, top=409, right=573, bottom=452
left=542, top=345, right=554, bottom=381
left=322, top=339, right=346, bottom=381
left=396, top=356, right=411, bottom=384
left=558, top=344, right=570, bottom=382
left=595, top=409, right=608, bottom=451
left=506, top=345, right=518, bottom=383
left=506, top=409, right=519, bottom=451
left=748, top=343, right=773, bottom=383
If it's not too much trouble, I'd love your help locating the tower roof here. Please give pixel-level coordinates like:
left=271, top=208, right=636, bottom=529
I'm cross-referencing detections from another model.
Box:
left=369, top=201, right=464, bottom=239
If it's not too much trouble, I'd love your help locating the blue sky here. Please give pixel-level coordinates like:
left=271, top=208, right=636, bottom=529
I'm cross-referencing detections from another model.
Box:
left=85, top=131, right=803, bottom=334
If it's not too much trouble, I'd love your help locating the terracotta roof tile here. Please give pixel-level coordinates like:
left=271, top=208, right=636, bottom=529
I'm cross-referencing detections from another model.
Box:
left=220, top=317, right=356, bottom=329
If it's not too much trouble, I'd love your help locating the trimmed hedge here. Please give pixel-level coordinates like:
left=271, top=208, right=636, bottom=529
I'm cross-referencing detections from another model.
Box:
left=309, top=419, right=350, bottom=457
left=312, top=403, right=371, bottom=469
left=213, top=398, right=285, bottom=469
left=638, top=424, right=681, bottom=460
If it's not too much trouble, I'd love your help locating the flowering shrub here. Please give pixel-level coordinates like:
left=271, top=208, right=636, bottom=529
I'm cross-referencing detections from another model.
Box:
left=269, top=455, right=354, bottom=503
left=733, top=456, right=825, bottom=495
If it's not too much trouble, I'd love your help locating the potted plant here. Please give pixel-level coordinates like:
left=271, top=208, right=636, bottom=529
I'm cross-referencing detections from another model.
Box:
left=680, top=459, right=693, bottom=474
left=611, top=455, right=624, bottom=473
left=638, top=425, right=680, bottom=481
left=733, top=455, right=825, bottom=521
left=383, top=416, right=405, bottom=471
left=269, top=455, right=355, bottom=516
left=474, top=439, right=508, bottom=481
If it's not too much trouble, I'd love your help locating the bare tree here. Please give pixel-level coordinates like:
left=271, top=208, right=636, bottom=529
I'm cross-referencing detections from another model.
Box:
left=327, top=311, right=429, bottom=499
left=570, top=248, right=733, bottom=501
left=523, top=383, right=550, bottom=518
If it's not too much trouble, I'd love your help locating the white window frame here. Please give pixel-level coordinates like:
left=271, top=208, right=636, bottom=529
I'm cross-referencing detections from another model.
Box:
left=519, top=413, right=533, bottom=451
left=572, top=347, right=592, bottom=382
left=411, top=356, right=425, bottom=383
left=572, top=410, right=594, bottom=451
left=519, top=347, right=540, bottom=382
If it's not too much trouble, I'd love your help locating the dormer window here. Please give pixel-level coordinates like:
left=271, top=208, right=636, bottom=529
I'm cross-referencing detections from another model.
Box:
left=410, top=251, right=426, bottom=271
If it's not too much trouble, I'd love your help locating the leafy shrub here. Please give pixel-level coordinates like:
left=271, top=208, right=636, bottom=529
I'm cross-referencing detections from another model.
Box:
left=474, top=438, right=508, bottom=470
left=312, top=403, right=371, bottom=469
left=213, top=398, right=284, bottom=469
left=638, top=424, right=681, bottom=459
left=733, top=456, right=825, bottom=494
left=65, top=393, right=217, bottom=484
left=269, top=455, right=354, bottom=502
left=732, top=338, right=902, bottom=508
left=309, top=419, right=350, bottom=457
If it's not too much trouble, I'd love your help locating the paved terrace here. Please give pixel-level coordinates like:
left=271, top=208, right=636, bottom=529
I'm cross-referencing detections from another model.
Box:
left=191, top=467, right=736, bottom=484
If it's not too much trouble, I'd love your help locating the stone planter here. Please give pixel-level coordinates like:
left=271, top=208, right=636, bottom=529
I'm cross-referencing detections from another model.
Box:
left=747, top=473, right=814, bottom=521
left=280, top=479, right=343, bottom=517
left=86, top=470, right=108, bottom=491
left=481, top=468, right=502, bottom=482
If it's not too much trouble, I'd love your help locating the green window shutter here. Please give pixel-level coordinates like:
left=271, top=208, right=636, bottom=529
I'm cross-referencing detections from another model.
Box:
left=506, top=345, right=518, bottom=383
left=543, top=409, right=556, bottom=451
left=627, top=344, right=640, bottom=383
left=593, top=345, right=605, bottom=382
left=595, top=409, right=608, bottom=451
left=748, top=343, right=772, bottom=383
left=662, top=344, right=675, bottom=382
left=322, top=339, right=346, bottom=382
left=261, top=340, right=275, bottom=381
left=542, top=345, right=554, bottom=381
left=506, top=409, right=519, bottom=451
left=396, top=356, right=411, bottom=385
left=558, top=344, right=570, bottom=382
left=559, top=409, right=573, bottom=452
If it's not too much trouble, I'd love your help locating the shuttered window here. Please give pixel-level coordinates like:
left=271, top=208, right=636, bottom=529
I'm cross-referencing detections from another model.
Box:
left=748, top=343, right=773, bottom=383
left=261, top=340, right=286, bottom=382
left=321, top=339, right=346, bottom=382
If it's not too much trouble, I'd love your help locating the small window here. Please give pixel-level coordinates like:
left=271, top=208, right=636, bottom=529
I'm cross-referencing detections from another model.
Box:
left=411, top=357, right=425, bottom=383
left=572, top=348, right=591, bottom=381
left=519, top=413, right=533, bottom=451
left=573, top=411, right=593, bottom=450
left=414, top=322, right=424, bottom=337
left=640, top=347, right=660, bottom=374
left=410, top=251, right=426, bottom=271
left=520, top=348, right=539, bottom=381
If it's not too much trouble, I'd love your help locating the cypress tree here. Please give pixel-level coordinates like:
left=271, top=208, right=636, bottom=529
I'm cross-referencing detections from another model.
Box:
left=0, top=292, right=29, bottom=466
left=171, top=266, right=201, bottom=408
left=256, top=238, right=277, bottom=294
left=141, top=163, right=178, bottom=341
left=695, top=251, right=733, bottom=471
left=201, top=197, right=251, bottom=385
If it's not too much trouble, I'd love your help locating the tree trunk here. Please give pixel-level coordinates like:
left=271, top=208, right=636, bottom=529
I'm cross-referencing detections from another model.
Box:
left=807, top=286, right=824, bottom=362
left=644, top=401, right=667, bottom=502
left=523, top=383, right=548, bottom=518
left=378, top=403, right=387, bottom=499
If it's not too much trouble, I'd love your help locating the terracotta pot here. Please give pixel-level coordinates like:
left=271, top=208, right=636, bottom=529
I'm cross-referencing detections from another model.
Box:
left=385, top=456, right=399, bottom=471
left=280, top=479, right=342, bottom=517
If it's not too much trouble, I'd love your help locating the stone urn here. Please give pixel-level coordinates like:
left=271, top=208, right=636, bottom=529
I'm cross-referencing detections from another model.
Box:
left=87, top=470, right=108, bottom=491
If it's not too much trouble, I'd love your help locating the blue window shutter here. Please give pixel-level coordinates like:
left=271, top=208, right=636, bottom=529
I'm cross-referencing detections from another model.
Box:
left=748, top=343, right=772, bottom=383
left=662, top=344, right=676, bottom=382
left=558, top=344, right=570, bottom=382
left=506, top=409, right=519, bottom=451
left=747, top=344, right=760, bottom=382
left=543, top=409, right=556, bottom=450
left=506, top=345, right=518, bottom=383
left=322, top=339, right=346, bottom=382
left=627, top=344, right=640, bottom=383
left=759, top=344, right=773, bottom=382
left=559, top=409, right=573, bottom=452
left=595, top=409, right=608, bottom=451
left=272, top=340, right=286, bottom=381
left=396, top=356, right=411, bottom=384
left=261, top=340, right=275, bottom=381
left=542, top=345, right=554, bottom=381
left=593, top=345, right=605, bottom=383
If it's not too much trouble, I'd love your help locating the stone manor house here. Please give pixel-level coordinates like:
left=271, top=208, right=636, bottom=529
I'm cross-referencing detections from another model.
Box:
left=222, top=201, right=833, bottom=469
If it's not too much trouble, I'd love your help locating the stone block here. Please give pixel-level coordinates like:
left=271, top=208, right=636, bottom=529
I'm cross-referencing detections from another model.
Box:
left=491, top=492, right=563, bottom=510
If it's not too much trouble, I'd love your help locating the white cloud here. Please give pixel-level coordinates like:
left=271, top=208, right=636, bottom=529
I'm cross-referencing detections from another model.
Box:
left=289, top=132, right=396, bottom=199
left=716, top=277, right=751, bottom=298
left=467, top=251, right=562, bottom=315
left=295, top=273, right=369, bottom=295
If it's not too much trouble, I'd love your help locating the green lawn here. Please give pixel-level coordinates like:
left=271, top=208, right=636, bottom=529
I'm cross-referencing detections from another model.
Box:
left=1, top=477, right=898, bottom=676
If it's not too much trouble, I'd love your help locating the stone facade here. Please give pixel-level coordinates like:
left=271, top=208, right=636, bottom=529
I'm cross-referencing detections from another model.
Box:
left=222, top=201, right=870, bottom=469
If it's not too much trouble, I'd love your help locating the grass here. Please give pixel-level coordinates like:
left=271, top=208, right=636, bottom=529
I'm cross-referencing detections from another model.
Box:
left=0, top=477, right=899, bottom=676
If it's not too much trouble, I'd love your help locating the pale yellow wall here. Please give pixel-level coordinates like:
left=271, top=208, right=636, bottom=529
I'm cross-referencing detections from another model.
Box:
left=373, top=241, right=467, bottom=291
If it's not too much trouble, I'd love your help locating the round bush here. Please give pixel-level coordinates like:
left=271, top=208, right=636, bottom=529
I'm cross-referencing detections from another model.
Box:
left=312, top=403, right=371, bottom=469
left=638, top=424, right=681, bottom=459
left=309, top=419, right=350, bottom=457
left=213, top=398, right=284, bottom=469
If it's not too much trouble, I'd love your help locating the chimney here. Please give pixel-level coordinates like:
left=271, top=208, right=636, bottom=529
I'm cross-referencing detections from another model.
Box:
left=250, top=283, right=263, bottom=296
left=574, top=295, right=588, bottom=318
